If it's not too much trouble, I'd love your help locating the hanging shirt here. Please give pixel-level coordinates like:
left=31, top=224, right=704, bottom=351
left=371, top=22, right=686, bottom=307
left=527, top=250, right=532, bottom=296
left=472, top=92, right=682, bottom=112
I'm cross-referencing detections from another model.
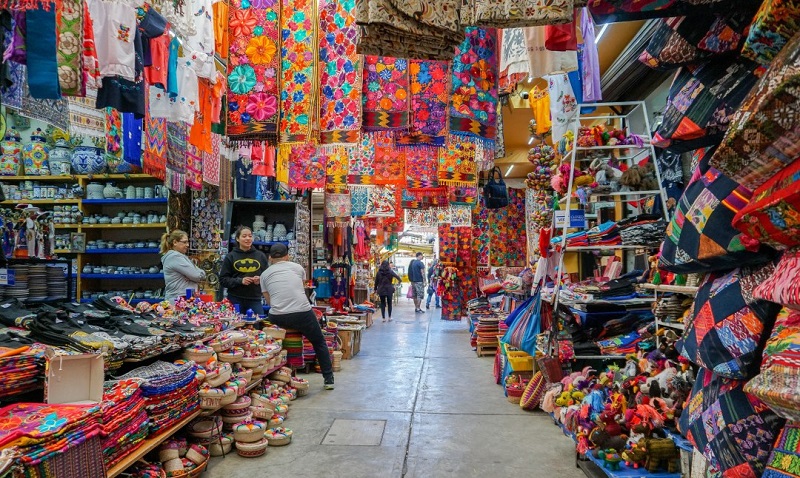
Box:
left=212, top=0, right=228, bottom=60
left=579, top=8, right=602, bottom=102
left=313, top=268, right=333, bottom=299
left=185, top=0, right=215, bottom=80
left=175, top=60, right=199, bottom=123
left=145, top=33, right=170, bottom=89
left=88, top=0, right=137, bottom=81
left=167, top=36, right=180, bottom=98
left=189, top=78, right=213, bottom=153
left=524, top=26, right=578, bottom=79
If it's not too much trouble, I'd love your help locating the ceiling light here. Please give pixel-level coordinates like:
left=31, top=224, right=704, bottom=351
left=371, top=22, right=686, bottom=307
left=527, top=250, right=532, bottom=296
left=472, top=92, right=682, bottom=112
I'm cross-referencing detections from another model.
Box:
left=527, top=137, right=534, bottom=145
left=505, top=165, right=514, bottom=176
left=595, top=24, right=608, bottom=44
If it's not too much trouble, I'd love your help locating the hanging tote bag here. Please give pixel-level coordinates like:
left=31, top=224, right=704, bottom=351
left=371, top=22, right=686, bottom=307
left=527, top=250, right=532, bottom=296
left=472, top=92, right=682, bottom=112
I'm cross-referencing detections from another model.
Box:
left=741, top=0, right=800, bottom=66
left=501, top=290, right=542, bottom=356
left=483, top=167, right=509, bottom=209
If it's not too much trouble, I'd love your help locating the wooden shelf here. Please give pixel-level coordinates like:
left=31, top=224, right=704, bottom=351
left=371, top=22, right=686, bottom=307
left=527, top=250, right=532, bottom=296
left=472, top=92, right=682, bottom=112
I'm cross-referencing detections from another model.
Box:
left=0, top=175, right=78, bottom=181
left=1, top=199, right=80, bottom=205
left=54, top=224, right=80, bottom=229
left=106, top=409, right=201, bottom=478
left=81, top=223, right=167, bottom=229
left=83, top=198, right=168, bottom=205
left=640, top=283, right=699, bottom=295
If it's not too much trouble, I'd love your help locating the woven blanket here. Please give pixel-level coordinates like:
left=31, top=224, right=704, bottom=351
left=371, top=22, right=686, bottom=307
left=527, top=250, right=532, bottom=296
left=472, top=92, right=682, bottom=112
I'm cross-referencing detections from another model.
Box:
left=21, top=76, right=70, bottom=132
left=365, top=185, right=396, bottom=217
left=166, top=121, right=187, bottom=193
left=506, top=188, right=528, bottom=266
left=401, top=59, right=450, bottom=146
left=143, top=91, right=167, bottom=180
left=438, top=135, right=477, bottom=187
left=347, top=132, right=375, bottom=184
left=104, top=107, right=123, bottom=163
left=288, top=144, right=327, bottom=189
left=0, top=403, right=100, bottom=449
left=67, top=88, right=105, bottom=139
left=362, top=55, right=409, bottom=130
left=56, top=0, right=84, bottom=96
left=324, top=145, right=350, bottom=192
left=404, top=145, right=439, bottom=188
left=373, top=132, right=405, bottom=184
left=279, top=0, right=316, bottom=143
left=226, top=0, right=280, bottom=144
left=186, top=142, right=203, bottom=191
left=449, top=185, right=478, bottom=207
left=350, top=185, right=371, bottom=216
left=472, top=196, right=490, bottom=267
left=449, top=27, right=498, bottom=142
left=202, top=133, right=221, bottom=186
left=319, top=0, right=361, bottom=144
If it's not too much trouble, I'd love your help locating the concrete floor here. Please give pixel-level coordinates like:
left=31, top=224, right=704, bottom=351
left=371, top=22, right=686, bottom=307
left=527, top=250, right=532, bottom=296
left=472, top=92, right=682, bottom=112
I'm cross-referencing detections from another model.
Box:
left=207, top=299, right=583, bottom=478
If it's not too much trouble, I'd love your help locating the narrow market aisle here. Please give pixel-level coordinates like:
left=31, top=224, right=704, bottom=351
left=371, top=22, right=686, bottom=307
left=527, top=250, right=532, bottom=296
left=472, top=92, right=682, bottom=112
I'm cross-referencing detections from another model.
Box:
left=209, top=299, right=582, bottom=478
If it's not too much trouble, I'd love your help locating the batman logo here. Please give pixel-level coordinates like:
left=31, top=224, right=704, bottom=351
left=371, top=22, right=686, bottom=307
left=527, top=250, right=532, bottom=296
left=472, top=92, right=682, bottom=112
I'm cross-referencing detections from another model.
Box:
left=234, top=258, right=261, bottom=273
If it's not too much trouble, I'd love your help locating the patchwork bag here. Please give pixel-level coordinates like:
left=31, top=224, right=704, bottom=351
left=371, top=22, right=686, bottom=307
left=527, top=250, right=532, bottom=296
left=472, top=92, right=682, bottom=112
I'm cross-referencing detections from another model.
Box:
left=761, top=423, right=800, bottom=478
left=678, top=268, right=780, bottom=379
left=588, top=0, right=753, bottom=24
left=741, top=0, right=800, bottom=66
left=679, top=367, right=785, bottom=478
left=732, top=158, right=800, bottom=250
left=744, top=308, right=800, bottom=422
left=753, top=249, right=800, bottom=309
left=709, top=32, right=800, bottom=191
left=652, top=58, right=762, bottom=153
left=659, top=167, right=776, bottom=274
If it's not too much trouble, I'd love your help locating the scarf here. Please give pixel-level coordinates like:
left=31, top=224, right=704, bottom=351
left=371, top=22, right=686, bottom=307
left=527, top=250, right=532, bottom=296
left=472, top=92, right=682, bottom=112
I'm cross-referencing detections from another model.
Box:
left=400, top=59, right=450, bottom=146
left=346, top=132, right=375, bottom=184
left=324, top=145, right=350, bottom=192
left=279, top=0, right=316, bottom=143
left=25, top=5, right=61, bottom=99
left=372, top=132, right=405, bottom=184
left=143, top=88, right=166, bottom=180
left=202, top=133, right=221, bottom=186
left=362, top=55, right=409, bottom=130
left=449, top=27, right=498, bottom=143
left=55, top=0, right=83, bottom=96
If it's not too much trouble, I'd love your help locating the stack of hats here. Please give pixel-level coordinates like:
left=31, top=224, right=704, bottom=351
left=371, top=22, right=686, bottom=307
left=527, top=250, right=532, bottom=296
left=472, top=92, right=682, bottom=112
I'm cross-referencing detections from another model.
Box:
left=221, top=396, right=252, bottom=432
left=158, top=439, right=209, bottom=475
left=101, top=379, right=150, bottom=468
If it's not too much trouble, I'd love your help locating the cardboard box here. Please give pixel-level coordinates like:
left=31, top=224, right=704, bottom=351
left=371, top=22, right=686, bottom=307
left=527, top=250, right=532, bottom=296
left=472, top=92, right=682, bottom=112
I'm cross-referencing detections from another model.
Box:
left=45, top=348, right=104, bottom=405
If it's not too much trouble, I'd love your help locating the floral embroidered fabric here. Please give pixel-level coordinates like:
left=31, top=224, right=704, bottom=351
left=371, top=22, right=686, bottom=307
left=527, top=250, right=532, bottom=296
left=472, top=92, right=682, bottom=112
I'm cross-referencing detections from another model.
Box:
left=288, top=144, right=327, bottom=189
left=362, top=56, right=410, bottom=130
left=279, top=0, right=316, bottom=143
left=449, top=27, right=498, bottom=142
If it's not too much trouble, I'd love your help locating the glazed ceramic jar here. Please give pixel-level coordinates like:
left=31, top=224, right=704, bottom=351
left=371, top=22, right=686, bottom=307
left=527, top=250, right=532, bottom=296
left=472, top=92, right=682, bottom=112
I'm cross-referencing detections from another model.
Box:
left=22, top=129, right=50, bottom=176
left=71, top=146, right=107, bottom=175
left=0, top=127, right=23, bottom=176
left=48, top=139, right=72, bottom=176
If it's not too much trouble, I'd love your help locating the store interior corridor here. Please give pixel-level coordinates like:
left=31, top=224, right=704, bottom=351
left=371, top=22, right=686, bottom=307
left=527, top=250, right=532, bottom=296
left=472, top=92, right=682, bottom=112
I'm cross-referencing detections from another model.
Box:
left=208, top=298, right=583, bottom=478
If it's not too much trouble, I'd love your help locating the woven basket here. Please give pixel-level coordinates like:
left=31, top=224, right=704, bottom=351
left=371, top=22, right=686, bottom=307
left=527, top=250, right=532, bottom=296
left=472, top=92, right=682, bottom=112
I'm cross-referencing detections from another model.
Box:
left=264, top=427, right=293, bottom=446
left=269, top=368, right=292, bottom=383
left=267, top=415, right=284, bottom=428
left=185, top=445, right=209, bottom=466
left=263, top=328, right=286, bottom=340
left=164, top=458, right=184, bottom=474
left=236, top=438, right=269, bottom=458
left=290, top=378, right=309, bottom=391
left=296, top=388, right=308, bottom=397
left=162, top=456, right=209, bottom=478
left=159, top=446, right=180, bottom=462
left=187, top=417, right=222, bottom=439
left=218, top=348, right=244, bottom=363
left=209, top=435, right=233, bottom=457
left=240, top=355, right=267, bottom=369
left=223, top=396, right=252, bottom=415
left=250, top=393, right=277, bottom=409
left=183, top=349, right=214, bottom=364
left=205, top=366, right=231, bottom=387
left=234, top=421, right=266, bottom=443
left=210, top=337, right=234, bottom=353
left=219, top=389, right=238, bottom=406
left=221, top=411, right=251, bottom=425
left=235, top=368, right=253, bottom=383
left=228, top=331, right=249, bottom=345
left=273, top=404, right=289, bottom=419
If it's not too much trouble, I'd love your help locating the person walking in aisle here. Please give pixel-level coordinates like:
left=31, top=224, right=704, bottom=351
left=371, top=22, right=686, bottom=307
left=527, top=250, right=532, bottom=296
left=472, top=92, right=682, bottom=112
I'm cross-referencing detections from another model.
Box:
left=374, top=260, right=402, bottom=322
left=161, top=229, right=206, bottom=304
left=261, top=243, right=335, bottom=390
left=408, top=252, right=426, bottom=313
left=426, top=260, right=441, bottom=309
left=219, top=226, right=269, bottom=315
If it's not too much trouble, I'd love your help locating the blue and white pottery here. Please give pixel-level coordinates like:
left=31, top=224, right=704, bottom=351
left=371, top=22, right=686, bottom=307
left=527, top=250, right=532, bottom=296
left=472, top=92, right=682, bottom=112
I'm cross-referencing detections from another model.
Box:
left=71, top=146, right=107, bottom=174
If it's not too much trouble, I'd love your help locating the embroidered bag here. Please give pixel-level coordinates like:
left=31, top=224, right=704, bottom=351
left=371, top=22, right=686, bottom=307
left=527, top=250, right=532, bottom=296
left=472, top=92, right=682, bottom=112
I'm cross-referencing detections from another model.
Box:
left=588, top=0, right=750, bottom=23
left=678, top=268, right=780, bottom=379
left=483, top=167, right=509, bottom=209
left=741, top=0, right=800, bottom=66
left=659, top=166, right=776, bottom=274
left=744, top=308, right=800, bottom=422
left=652, top=57, right=761, bottom=153
left=732, top=158, right=800, bottom=250
left=679, top=367, right=785, bottom=478
left=760, top=423, right=800, bottom=478
left=709, top=32, right=800, bottom=191
left=753, top=248, right=800, bottom=309
left=471, top=0, right=574, bottom=28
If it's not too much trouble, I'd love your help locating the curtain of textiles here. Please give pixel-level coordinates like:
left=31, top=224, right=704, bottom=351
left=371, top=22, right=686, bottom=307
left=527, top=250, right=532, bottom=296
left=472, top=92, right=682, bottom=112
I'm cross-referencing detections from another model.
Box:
left=362, top=56, right=410, bottom=130
left=403, top=59, right=449, bottom=146
left=288, top=144, right=327, bottom=189
left=318, top=0, right=361, bottom=144
left=364, top=185, right=396, bottom=217
left=449, top=27, right=498, bottom=144
left=226, top=0, right=280, bottom=144
left=279, top=0, right=317, bottom=143
left=166, top=122, right=187, bottom=193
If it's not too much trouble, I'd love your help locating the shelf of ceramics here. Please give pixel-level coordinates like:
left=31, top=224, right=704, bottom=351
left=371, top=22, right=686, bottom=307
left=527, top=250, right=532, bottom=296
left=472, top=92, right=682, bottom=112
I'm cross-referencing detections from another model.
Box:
left=80, top=273, right=164, bottom=280
left=0, top=175, right=79, bottom=181
left=81, top=223, right=167, bottom=229
left=54, top=224, right=80, bottom=229
left=83, top=248, right=161, bottom=254
left=1, top=199, right=80, bottom=205
left=82, top=198, right=168, bottom=205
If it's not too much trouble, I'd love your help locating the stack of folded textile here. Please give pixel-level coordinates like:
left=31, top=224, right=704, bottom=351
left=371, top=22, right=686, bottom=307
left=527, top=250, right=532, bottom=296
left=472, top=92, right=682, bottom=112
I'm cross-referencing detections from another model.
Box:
left=302, top=337, right=316, bottom=366
left=475, top=315, right=502, bottom=347
left=597, top=331, right=643, bottom=356
left=654, top=294, right=692, bottom=325
left=118, top=361, right=199, bottom=435
left=101, top=379, right=150, bottom=468
left=552, top=230, right=589, bottom=248
left=587, top=221, right=621, bottom=246
left=618, top=214, right=666, bottom=246
left=0, top=344, right=46, bottom=399
left=282, top=330, right=304, bottom=368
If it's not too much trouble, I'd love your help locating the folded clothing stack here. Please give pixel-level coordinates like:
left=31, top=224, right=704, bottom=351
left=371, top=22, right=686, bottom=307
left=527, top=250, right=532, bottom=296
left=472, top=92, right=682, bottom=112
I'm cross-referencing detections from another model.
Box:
left=0, top=344, right=45, bottom=400
left=587, top=221, right=621, bottom=247
left=618, top=214, right=667, bottom=246
left=101, top=379, right=150, bottom=468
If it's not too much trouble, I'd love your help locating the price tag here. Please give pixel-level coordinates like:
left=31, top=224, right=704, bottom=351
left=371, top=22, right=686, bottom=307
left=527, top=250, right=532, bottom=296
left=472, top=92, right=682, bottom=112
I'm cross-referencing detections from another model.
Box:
left=0, top=269, right=15, bottom=286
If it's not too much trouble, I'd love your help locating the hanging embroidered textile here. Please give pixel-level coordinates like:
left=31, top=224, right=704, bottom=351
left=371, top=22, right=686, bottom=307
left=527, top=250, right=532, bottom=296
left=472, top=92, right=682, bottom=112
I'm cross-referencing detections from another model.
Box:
left=449, top=185, right=478, bottom=207
left=402, top=59, right=450, bottom=146
left=288, top=144, right=327, bottom=189
left=226, top=0, right=280, bottom=144
left=104, top=107, right=123, bottom=165
left=362, top=55, right=410, bottom=131
left=350, top=185, right=371, bottom=216
left=122, top=112, right=142, bottom=169
left=276, top=144, right=290, bottom=183
left=405, top=208, right=442, bottom=228
left=449, top=27, right=498, bottom=143
left=279, top=0, right=316, bottom=143
left=438, top=135, right=477, bottom=187
left=495, top=103, right=505, bottom=159
left=448, top=205, right=473, bottom=227
left=472, top=196, right=490, bottom=267
left=318, top=0, right=361, bottom=144
left=506, top=188, right=528, bottom=266
left=68, top=88, right=105, bottom=139
left=438, top=225, right=475, bottom=320
left=186, top=143, right=203, bottom=191
left=401, top=187, right=449, bottom=209
left=347, top=132, right=375, bottom=184
left=143, top=90, right=167, bottom=180
left=56, top=0, right=84, bottom=96
left=166, top=121, right=187, bottom=193
left=488, top=203, right=509, bottom=266
left=202, top=133, right=221, bottom=186
left=21, top=79, right=70, bottom=132
left=499, top=27, right=529, bottom=88
left=365, top=185, right=396, bottom=217
left=404, top=145, right=439, bottom=188
left=373, top=132, right=406, bottom=184
left=324, top=145, right=350, bottom=192
left=1, top=60, right=23, bottom=109
left=325, top=191, right=351, bottom=218
left=219, top=146, right=234, bottom=200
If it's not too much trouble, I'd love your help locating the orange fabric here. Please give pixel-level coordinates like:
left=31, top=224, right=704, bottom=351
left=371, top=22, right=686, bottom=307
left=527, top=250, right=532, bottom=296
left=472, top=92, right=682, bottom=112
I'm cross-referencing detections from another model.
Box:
left=145, top=34, right=170, bottom=89
left=213, top=1, right=228, bottom=60
left=211, top=71, right=225, bottom=123
left=189, top=79, right=213, bottom=153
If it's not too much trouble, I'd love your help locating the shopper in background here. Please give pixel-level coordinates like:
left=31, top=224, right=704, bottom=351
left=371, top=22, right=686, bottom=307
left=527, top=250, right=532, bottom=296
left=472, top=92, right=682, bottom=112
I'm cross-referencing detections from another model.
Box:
left=160, top=229, right=206, bottom=304
left=261, top=243, right=335, bottom=390
left=408, top=252, right=426, bottom=313
left=426, top=260, right=441, bottom=309
left=374, top=260, right=402, bottom=322
left=220, top=226, right=268, bottom=315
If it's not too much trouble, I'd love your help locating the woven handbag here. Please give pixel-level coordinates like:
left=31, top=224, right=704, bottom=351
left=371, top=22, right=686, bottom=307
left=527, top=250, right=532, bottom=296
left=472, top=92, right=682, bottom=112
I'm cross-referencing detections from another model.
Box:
left=710, top=32, right=800, bottom=192
left=659, top=167, right=776, bottom=274
left=753, top=249, right=800, bottom=308
left=520, top=371, right=546, bottom=411
left=744, top=308, right=800, bottom=422
left=741, top=0, right=800, bottom=66
left=761, top=423, right=800, bottom=478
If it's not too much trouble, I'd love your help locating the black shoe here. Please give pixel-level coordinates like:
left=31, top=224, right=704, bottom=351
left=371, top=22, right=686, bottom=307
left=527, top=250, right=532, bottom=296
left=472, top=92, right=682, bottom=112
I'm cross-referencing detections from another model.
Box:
left=426, top=305, right=430, bottom=309
left=324, top=377, right=335, bottom=390
left=435, top=305, right=441, bottom=308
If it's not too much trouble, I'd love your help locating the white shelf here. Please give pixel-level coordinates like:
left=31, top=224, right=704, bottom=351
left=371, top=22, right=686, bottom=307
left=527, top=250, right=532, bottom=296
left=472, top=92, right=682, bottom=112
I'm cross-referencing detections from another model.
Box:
left=597, top=190, right=662, bottom=197
left=656, top=319, right=685, bottom=331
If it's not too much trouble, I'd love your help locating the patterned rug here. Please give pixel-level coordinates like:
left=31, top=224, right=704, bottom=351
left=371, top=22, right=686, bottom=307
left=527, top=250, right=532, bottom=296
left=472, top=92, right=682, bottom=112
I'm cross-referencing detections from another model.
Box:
left=449, top=27, right=498, bottom=142
left=318, top=0, right=361, bottom=144
left=438, top=135, right=477, bottom=187
left=325, top=191, right=352, bottom=218
left=280, top=0, right=316, bottom=143
left=402, top=59, right=449, bottom=146
left=288, top=144, right=326, bottom=189
left=472, top=196, right=490, bottom=267
left=347, top=132, right=375, bottom=184
left=324, top=145, right=350, bottom=192
left=226, top=0, right=280, bottom=144
left=362, top=56, right=409, bottom=130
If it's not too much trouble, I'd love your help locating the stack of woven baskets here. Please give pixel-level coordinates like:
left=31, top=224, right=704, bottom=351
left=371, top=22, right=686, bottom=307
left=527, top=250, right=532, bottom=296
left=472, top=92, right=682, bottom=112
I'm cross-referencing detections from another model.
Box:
left=157, top=439, right=209, bottom=477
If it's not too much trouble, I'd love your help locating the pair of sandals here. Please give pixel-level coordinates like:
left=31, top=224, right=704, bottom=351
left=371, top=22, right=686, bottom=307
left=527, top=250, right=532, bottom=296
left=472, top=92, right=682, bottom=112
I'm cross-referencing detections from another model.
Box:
left=381, top=317, right=393, bottom=322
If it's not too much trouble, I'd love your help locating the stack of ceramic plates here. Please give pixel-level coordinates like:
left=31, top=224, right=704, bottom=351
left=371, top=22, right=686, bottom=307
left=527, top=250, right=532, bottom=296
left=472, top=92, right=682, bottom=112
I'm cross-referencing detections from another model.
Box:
left=4, top=265, right=29, bottom=302
left=46, top=265, right=68, bottom=300
left=27, top=264, right=48, bottom=302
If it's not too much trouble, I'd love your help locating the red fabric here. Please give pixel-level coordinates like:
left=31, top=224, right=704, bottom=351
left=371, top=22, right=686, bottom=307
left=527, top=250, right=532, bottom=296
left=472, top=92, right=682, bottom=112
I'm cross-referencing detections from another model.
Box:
left=545, top=11, right=578, bottom=51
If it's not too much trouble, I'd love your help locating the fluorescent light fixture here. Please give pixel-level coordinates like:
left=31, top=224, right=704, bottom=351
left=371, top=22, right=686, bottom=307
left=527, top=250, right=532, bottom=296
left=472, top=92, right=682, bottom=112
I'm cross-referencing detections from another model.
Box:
left=505, top=165, right=514, bottom=176
left=527, top=137, right=534, bottom=145
left=595, top=24, right=608, bottom=44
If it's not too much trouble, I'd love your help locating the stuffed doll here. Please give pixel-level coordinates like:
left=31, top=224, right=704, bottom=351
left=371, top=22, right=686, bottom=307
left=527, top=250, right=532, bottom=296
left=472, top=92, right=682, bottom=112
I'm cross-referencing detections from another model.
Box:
left=589, top=427, right=628, bottom=452
left=622, top=445, right=648, bottom=469
left=596, top=450, right=623, bottom=471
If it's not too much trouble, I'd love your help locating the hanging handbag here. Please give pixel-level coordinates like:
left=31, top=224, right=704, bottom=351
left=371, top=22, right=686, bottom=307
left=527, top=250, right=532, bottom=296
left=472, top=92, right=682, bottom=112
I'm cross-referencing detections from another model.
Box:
left=753, top=248, right=800, bottom=309
left=483, top=167, right=509, bottom=209
left=501, top=289, right=541, bottom=356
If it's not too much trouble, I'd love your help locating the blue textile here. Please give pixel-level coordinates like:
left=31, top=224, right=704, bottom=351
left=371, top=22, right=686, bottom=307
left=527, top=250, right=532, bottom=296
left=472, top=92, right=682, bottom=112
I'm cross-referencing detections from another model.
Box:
left=25, top=6, right=60, bottom=100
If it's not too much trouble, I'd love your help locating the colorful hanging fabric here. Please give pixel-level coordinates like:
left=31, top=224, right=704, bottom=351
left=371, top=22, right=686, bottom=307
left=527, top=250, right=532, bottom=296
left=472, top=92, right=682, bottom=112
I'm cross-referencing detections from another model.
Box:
left=449, top=27, right=498, bottom=143
left=143, top=90, right=167, bottom=180
left=401, top=59, right=450, bottom=146
left=365, top=185, right=396, bottom=217
left=325, top=191, right=351, bottom=218
left=122, top=113, right=142, bottom=169
left=219, top=146, right=233, bottom=200
left=67, top=88, right=105, bottom=139
left=373, top=132, right=405, bottom=185
left=226, top=0, right=280, bottom=144
left=288, top=144, right=327, bottom=189
left=448, top=205, right=473, bottom=227
left=449, top=185, right=478, bottom=207
left=346, top=132, right=375, bottom=184
left=56, top=0, right=84, bottom=96
left=350, top=185, right=371, bottom=216
left=438, top=135, right=477, bottom=187
left=324, top=145, right=350, bottom=192
left=404, top=144, right=439, bottom=188
left=401, top=187, right=449, bottom=209
left=26, top=5, right=61, bottom=100
left=506, top=188, right=528, bottom=266
left=318, top=0, right=361, bottom=144
left=186, top=142, right=203, bottom=191
left=104, top=107, right=123, bottom=162
left=499, top=27, right=529, bottom=88
left=488, top=203, right=509, bottom=266
left=495, top=102, right=505, bottom=159
left=202, top=133, right=221, bottom=186
left=1, top=60, right=24, bottom=109
left=362, top=56, right=410, bottom=131
left=279, top=0, right=316, bottom=143
left=472, top=196, right=490, bottom=267
left=276, top=144, right=290, bottom=183
left=21, top=77, right=69, bottom=132
left=405, top=208, right=441, bottom=228
left=166, top=121, right=187, bottom=193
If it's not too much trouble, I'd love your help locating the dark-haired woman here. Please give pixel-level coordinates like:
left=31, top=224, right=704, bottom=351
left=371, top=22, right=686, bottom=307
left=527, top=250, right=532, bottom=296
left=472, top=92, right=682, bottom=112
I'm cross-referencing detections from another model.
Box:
left=219, top=226, right=269, bottom=315
left=374, top=260, right=402, bottom=322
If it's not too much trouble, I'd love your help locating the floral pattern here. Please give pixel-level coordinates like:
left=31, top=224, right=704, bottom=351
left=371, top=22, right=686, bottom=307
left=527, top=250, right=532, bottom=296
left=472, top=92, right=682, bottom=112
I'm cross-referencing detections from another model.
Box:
left=319, top=0, right=361, bottom=144
left=742, top=0, right=799, bottom=65
left=449, top=27, right=498, bottom=141
left=404, top=145, right=439, bottom=188
left=324, top=145, right=350, bottom=192
left=438, top=135, right=477, bottom=187
left=362, top=56, right=410, bottom=130
left=226, top=0, right=280, bottom=143
left=407, top=59, right=450, bottom=144
left=56, top=0, right=83, bottom=96
left=372, top=132, right=405, bottom=184
left=347, top=132, right=375, bottom=184
left=288, top=144, right=327, bottom=189
left=365, top=185, right=396, bottom=217
left=280, top=0, right=316, bottom=142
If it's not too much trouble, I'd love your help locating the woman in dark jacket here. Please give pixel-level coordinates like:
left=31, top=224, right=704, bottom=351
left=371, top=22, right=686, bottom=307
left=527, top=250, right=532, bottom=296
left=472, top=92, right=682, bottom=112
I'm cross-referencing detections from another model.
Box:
left=374, top=260, right=402, bottom=322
